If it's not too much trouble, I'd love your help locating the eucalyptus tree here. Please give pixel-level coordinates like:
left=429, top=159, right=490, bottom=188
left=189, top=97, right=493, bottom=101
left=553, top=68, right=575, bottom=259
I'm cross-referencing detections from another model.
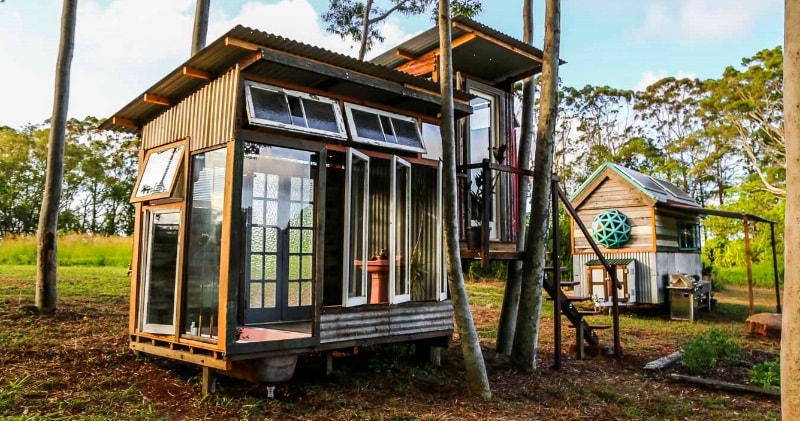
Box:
left=36, top=0, right=78, bottom=312
left=437, top=0, right=490, bottom=398
left=496, top=0, right=535, bottom=356
left=783, top=1, right=800, bottom=416
left=511, top=0, right=561, bottom=371
left=703, top=47, right=784, bottom=197
left=323, top=0, right=481, bottom=60
left=191, top=0, right=210, bottom=55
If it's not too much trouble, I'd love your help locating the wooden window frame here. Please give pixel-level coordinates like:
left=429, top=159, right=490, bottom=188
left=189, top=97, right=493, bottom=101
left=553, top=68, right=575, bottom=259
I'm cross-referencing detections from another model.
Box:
left=244, top=80, right=347, bottom=140
left=131, top=140, right=187, bottom=203
left=678, top=221, right=701, bottom=251
left=343, top=102, right=426, bottom=154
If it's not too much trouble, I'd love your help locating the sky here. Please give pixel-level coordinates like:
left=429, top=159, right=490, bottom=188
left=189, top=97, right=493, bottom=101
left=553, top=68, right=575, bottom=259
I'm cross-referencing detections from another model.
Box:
left=0, top=0, right=784, bottom=130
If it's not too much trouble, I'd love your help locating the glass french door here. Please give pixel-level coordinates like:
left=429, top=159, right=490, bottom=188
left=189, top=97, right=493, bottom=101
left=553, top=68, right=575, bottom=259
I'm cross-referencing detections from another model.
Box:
left=140, top=208, right=181, bottom=334
left=343, top=148, right=370, bottom=307
left=244, top=144, right=317, bottom=324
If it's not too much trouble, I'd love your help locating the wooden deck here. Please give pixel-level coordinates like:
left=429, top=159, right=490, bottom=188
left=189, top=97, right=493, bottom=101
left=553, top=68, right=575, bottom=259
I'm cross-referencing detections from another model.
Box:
left=459, top=241, right=524, bottom=261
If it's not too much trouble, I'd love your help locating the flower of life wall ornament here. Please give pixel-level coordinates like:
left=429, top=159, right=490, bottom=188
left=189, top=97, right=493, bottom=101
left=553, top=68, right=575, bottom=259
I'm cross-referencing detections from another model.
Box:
left=591, top=210, right=632, bottom=248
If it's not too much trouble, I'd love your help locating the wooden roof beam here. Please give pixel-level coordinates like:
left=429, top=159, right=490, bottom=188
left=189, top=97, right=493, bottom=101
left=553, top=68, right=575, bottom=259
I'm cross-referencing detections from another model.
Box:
left=182, top=66, right=210, bottom=80
left=225, top=36, right=261, bottom=51
left=143, top=93, right=171, bottom=106
left=396, top=49, right=417, bottom=61
left=111, top=116, right=138, bottom=129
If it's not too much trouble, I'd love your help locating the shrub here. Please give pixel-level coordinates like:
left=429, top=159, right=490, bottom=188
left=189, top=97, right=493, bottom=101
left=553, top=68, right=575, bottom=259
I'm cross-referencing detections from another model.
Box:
left=680, top=327, right=741, bottom=375
left=750, top=358, right=780, bottom=390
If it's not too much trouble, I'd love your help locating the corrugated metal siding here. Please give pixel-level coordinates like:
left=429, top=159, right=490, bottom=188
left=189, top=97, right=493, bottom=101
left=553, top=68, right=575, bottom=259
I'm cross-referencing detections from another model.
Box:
left=141, top=66, right=240, bottom=151
left=319, top=301, right=453, bottom=343
left=572, top=251, right=662, bottom=304
left=368, top=161, right=390, bottom=257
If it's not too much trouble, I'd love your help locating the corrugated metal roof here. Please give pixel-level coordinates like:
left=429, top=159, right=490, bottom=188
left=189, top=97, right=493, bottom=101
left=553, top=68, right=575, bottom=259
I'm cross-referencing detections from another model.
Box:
left=572, top=162, right=699, bottom=207
left=371, top=15, right=549, bottom=85
left=101, top=25, right=472, bottom=133
left=585, top=258, right=635, bottom=266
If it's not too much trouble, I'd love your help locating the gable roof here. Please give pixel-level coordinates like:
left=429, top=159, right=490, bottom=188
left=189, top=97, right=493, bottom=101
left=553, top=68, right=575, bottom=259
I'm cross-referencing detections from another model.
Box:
left=100, top=25, right=473, bottom=133
left=571, top=162, right=700, bottom=209
left=371, top=15, right=550, bottom=86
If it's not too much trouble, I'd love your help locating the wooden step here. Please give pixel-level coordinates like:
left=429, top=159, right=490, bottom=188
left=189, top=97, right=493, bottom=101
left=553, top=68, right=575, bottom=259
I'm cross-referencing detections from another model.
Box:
left=544, top=266, right=569, bottom=272
left=576, top=310, right=603, bottom=316
left=560, top=281, right=580, bottom=287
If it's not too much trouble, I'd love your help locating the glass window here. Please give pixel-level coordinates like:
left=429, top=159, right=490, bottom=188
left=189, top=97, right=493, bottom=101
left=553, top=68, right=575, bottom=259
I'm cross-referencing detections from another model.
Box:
left=421, top=123, right=443, bottom=161
left=183, top=148, right=227, bottom=340
left=344, top=149, right=370, bottom=307
left=344, top=103, right=426, bottom=153
left=391, top=156, right=411, bottom=304
left=132, top=144, right=184, bottom=202
left=245, top=81, right=346, bottom=139
left=678, top=221, right=701, bottom=250
left=140, top=208, right=181, bottom=334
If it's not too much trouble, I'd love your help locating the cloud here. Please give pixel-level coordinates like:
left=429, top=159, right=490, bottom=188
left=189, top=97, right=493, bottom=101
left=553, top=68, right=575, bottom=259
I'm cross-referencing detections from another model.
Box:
left=634, top=0, right=780, bottom=43
left=633, top=70, right=698, bottom=92
left=0, top=0, right=416, bottom=130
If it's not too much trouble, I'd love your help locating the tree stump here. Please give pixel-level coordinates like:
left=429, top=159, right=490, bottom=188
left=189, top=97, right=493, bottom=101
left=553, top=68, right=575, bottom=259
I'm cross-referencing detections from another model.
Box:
left=745, top=313, right=782, bottom=338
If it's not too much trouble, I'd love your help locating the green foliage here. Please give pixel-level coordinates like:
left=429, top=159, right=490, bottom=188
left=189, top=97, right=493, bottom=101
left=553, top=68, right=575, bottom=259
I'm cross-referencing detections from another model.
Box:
left=750, top=358, right=780, bottom=390
left=679, top=327, right=741, bottom=375
left=0, top=234, right=132, bottom=267
left=712, top=262, right=783, bottom=288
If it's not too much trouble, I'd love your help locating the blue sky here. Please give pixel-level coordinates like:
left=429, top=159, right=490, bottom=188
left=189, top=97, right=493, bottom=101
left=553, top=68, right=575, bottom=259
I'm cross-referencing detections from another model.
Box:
left=0, top=0, right=783, bottom=129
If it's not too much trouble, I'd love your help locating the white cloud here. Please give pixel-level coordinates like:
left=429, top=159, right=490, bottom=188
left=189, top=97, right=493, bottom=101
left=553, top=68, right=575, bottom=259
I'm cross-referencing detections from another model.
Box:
left=0, top=0, right=416, bottom=130
left=634, top=0, right=780, bottom=43
left=633, top=70, right=698, bottom=92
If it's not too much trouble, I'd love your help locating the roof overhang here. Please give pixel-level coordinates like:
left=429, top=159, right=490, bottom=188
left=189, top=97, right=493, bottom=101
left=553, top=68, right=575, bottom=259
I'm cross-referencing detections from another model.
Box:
left=371, top=16, right=556, bottom=87
left=658, top=203, right=775, bottom=224
left=100, top=25, right=473, bottom=133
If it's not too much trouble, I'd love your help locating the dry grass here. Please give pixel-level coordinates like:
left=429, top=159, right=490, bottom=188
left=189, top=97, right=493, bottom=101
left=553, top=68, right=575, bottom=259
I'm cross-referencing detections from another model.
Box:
left=0, top=266, right=782, bottom=420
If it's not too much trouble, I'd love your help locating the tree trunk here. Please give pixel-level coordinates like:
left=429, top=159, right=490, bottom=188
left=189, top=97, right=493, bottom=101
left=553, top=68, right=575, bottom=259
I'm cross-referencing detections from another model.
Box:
left=438, top=0, right=491, bottom=399
left=191, top=0, right=211, bottom=56
left=497, top=0, right=535, bottom=355
left=782, top=0, right=800, bottom=417
left=511, top=0, right=560, bottom=371
left=36, top=0, right=78, bottom=313
left=358, top=0, right=374, bottom=60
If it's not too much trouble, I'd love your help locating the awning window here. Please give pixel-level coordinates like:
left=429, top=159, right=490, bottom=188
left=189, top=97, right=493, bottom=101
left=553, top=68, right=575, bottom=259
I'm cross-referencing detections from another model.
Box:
left=244, top=81, right=346, bottom=139
left=344, top=103, right=426, bottom=153
left=131, top=143, right=185, bottom=203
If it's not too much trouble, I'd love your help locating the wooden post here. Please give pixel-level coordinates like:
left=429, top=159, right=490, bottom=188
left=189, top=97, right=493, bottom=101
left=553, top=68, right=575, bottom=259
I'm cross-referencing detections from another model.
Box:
left=770, top=223, right=782, bottom=313
left=481, top=158, right=491, bottom=268
left=743, top=216, right=755, bottom=316
left=202, top=367, right=217, bottom=395
left=551, top=174, right=562, bottom=370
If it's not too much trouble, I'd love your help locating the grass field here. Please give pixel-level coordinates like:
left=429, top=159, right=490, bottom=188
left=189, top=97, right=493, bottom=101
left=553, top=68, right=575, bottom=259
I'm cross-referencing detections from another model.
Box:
left=0, top=235, right=132, bottom=267
left=0, top=265, right=782, bottom=420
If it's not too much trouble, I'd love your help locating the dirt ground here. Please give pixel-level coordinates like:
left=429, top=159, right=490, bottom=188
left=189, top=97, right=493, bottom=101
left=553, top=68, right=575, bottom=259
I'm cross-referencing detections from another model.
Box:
left=0, top=274, right=782, bottom=420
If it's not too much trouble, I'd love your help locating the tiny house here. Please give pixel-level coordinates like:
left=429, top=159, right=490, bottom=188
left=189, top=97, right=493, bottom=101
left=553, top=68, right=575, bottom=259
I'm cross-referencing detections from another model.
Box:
left=570, top=163, right=703, bottom=307
left=101, top=18, right=543, bottom=389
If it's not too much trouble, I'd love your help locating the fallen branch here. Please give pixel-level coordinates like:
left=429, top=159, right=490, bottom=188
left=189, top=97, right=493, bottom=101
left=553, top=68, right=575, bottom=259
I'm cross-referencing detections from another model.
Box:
left=643, top=351, right=682, bottom=371
left=668, top=373, right=780, bottom=398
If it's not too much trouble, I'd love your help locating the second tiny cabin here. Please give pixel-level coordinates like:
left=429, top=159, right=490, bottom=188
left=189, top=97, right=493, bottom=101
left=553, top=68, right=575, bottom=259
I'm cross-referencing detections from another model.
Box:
left=569, top=163, right=703, bottom=307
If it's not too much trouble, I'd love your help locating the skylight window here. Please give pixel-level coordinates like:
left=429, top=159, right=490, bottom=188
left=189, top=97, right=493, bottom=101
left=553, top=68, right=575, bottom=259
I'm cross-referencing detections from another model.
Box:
left=343, top=103, right=426, bottom=153
left=244, top=81, right=346, bottom=139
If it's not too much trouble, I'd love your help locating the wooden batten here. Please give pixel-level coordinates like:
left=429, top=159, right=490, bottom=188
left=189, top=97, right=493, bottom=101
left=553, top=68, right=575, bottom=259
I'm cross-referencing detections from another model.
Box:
left=182, top=66, right=211, bottom=80
left=112, top=116, right=138, bottom=130
left=216, top=140, right=237, bottom=353
left=395, top=49, right=416, bottom=60
left=397, top=55, right=436, bottom=77
left=144, top=93, right=171, bottom=106
left=225, top=36, right=260, bottom=51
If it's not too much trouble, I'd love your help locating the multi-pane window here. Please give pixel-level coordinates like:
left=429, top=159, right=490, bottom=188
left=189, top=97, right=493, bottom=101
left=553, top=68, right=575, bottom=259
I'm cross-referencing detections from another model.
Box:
left=344, top=103, right=426, bottom=153
left=244, top=81, right=346, bottom=139
left=678, top=221, right=701, bottom=250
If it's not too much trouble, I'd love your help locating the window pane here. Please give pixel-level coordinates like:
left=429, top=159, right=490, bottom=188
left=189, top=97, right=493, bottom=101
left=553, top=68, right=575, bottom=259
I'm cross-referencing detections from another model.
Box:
left=422, top=123, right=443, bottom=160
left=250, top=255, right=263, bottom=279
left=304, top=98, right=339, bottom=133
left=250, top=88, right=291, bottom=124
left=264, top=255, right=277, bottom=280
left=352, top=108, right=384, bottom=141
left=301, top=281, right=312, bottom=306
left=380, top=115, right=396, bottom=144
left=183, top=148, right=226, bottom=339
left=348, top=156, right=367, bottom=300
left=251, top=226, right=264, bottom=252
left=288, top=282, right=300, bottom=307
left=287, top=96, right=305, bottom=127
left=253, top=172, right=265, bottom=198
left=289, top=255, right=300, bottom=280
left=135, top=145, right=184, bottom=198
left=302, top=229, right=313, bottom=253
left=264, top=282, right=277, bottom=308
left=143, top=210, right=180, bottom=329
left=392, top=118, right=423, bottom=150
left=249, top=282, right=263, bottom=309
left=395, top=164, right=409, bottom=296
